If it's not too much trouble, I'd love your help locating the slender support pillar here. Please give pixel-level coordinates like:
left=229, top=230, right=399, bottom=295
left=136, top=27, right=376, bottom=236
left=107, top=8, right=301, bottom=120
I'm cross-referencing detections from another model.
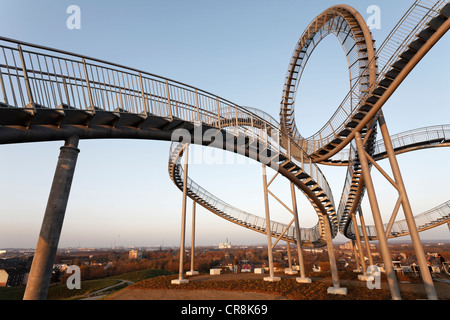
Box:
left=358, top=207, right=374, bottom=267
left=290, top=182, right=311, bottom=283
left=352, top=240, right=362, bottom=272
left=23, top=136, right=80, bottom=300
left=351, top=213, right=368, bottom=280
left=378, top=112, right=437, bottom=300
left=172, top=144, right=189, bottom=285
left=355, top=131, right=402, bottom=300
left=262, top=164, right=280, bottom=282
left=286, top=242, right=293, bottom=269
left=186, top=201, right=199, bottom=276
left=322, top=211, right=346, bottom=295
left=285, top=242, right=298, bottom=275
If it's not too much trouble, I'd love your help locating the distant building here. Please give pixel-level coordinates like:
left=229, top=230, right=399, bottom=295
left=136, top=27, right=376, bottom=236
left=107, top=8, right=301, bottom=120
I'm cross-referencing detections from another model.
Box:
left=128, top=250, right=142, bottom=261
left=0, top=269, right=7, bottom=287
left=340, top=240, right=375, bottom=251
left=0, top=268, right=28, bottom=287
left=339, top=241, right=354, bottom=250
left=219, top=238, right=231, bottom=249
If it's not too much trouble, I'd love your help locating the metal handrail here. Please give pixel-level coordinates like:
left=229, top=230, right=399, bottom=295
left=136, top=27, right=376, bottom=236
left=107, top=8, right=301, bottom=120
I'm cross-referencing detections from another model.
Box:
left=350, top=200, right=450, bottom=239
left=168, top=142, right=323, bottom=246
left=0, top=35, right=338, bottom=242
left=329, top=124, right=450, bottom=163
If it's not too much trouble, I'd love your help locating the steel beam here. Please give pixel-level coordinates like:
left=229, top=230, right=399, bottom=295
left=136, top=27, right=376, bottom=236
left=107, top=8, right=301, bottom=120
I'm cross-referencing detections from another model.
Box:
left=172, top=144, right=189, bottom=284
left=354, top=131, right=402, bottom=300
left=262, top=164, right=280, bottom=282
left=378, top=112, right=437, bottom=300
left=186, top=201, right=199, bottom=276
left=290, top=182, right=311, bottom=283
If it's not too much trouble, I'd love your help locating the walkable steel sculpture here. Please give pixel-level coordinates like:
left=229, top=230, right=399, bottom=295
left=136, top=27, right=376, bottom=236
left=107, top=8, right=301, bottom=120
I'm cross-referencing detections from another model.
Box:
left=0, top=0, right=448, bottom=300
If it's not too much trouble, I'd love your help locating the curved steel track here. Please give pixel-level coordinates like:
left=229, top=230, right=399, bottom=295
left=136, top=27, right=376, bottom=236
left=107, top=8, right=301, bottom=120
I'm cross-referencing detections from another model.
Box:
left=0, top=1, right=449, bottom=250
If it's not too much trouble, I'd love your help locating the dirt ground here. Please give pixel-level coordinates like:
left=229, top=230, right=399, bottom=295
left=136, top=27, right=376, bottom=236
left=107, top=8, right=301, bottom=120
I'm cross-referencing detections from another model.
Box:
left=104, top=272, right=450, bottom=300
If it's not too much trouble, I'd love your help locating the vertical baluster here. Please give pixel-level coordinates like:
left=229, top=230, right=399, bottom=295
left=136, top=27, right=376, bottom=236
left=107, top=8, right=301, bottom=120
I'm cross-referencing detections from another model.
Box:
left=82, top=59, right=95, bottom=110
left=165, top=80, right=173, bottom=121
left=17, top=45, right=34, bottom=110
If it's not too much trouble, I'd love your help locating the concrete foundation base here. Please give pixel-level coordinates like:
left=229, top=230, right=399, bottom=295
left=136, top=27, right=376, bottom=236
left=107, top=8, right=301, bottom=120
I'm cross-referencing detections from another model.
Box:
left=186, top=271, right=199, bottom=276
left=254, top=268, right=264, bottom=274
left=210, top=269, right=221, bottom=275
left=171, top=279, right=189, bottom=285
left=284, top=269, right=298, bottom=275
left=327, top=287, right=348, bottom=295
left=263, top=276, right=281, bottom=282
left=358, top=274, right=371, bottom=281
left=296, top=277, right=312, bottom=283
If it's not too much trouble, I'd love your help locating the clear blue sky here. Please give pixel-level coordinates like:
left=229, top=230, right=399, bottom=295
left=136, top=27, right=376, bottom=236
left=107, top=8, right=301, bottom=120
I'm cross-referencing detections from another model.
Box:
left=0, top=0, right=449, bottom=248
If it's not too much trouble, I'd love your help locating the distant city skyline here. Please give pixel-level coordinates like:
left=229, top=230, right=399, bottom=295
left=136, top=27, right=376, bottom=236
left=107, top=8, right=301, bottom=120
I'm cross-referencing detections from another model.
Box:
left=0, top=0, right=449, bottom=249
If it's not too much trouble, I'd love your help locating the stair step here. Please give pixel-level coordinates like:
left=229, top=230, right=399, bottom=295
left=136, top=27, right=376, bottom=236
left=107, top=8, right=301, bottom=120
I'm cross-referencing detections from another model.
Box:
left=360, top=104, right=373, bottom=112
left=379, top=78, right=393, bottom=88
left=385, top=68, right=400, bottom=80
left=440, top=3, right=450, bottom=19
left=392, top=59, right=408, bottom=71
left=400, top=49, right=416, bottom=61
left=353, top=112, right=367, bottom=120
left=428, top=15, right=448, bottom=31
left=409, top=38, right=425, bottom=52
left=417, top=27, right=435, bottom=41
left=366, top=95, right=379, bottom=104
left=372, top=87, right=386, bottom=96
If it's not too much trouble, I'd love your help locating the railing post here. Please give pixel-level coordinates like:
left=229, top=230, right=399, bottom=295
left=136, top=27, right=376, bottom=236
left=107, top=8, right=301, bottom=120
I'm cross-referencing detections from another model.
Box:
left=235, top=105, right=239, bottom=135
left=216, top=97, right=221, bottom=129
left=250, top=114, right=255, bottom=140
left=62, top=78, right=71, bottom=107
left=139, top=73, right=149, bottom=114
left=0, top=68, right=8, bottom=105
left=82, top=59, right=95, bottom=110
left=195, top=89, right=200, bottom=123
left=165, top=80, right=173, bottom=121
left=17, top=45, right=35, bottom=110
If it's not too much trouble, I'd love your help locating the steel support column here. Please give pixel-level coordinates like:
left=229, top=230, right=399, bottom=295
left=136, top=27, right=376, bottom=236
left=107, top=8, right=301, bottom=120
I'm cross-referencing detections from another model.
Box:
left=262, top=164, right=280, bottom=282
left=323, top=210, right=346, bottom=295
left=378, top=112, right=437, bottom=300
left=23, top=136, right=80, bottom=300
left=172, top=144, right=189, bottom=284
left=351, top=212, right=367, bottom=276
left=186, top=201, right=199, bottom=276
left=290, top=182, right=311, bottom=283
left=352, top=240, right=361, bottom=272
left=354, top=131, right=401, bottom=300
left=358, top=207, right=374, bottom=267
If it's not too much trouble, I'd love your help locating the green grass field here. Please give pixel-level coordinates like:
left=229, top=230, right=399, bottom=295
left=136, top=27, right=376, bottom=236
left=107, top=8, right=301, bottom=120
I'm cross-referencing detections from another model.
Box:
left=0, top=269, right=173, bottom=300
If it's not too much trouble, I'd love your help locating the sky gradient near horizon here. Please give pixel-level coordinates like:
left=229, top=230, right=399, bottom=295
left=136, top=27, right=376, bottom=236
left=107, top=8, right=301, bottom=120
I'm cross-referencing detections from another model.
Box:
left=0, top=0, right=449, bottom=248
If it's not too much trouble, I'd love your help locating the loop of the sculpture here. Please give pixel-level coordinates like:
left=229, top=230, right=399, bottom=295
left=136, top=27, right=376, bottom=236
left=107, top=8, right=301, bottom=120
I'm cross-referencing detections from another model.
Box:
left=280, top=5, right=376, bottom=148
